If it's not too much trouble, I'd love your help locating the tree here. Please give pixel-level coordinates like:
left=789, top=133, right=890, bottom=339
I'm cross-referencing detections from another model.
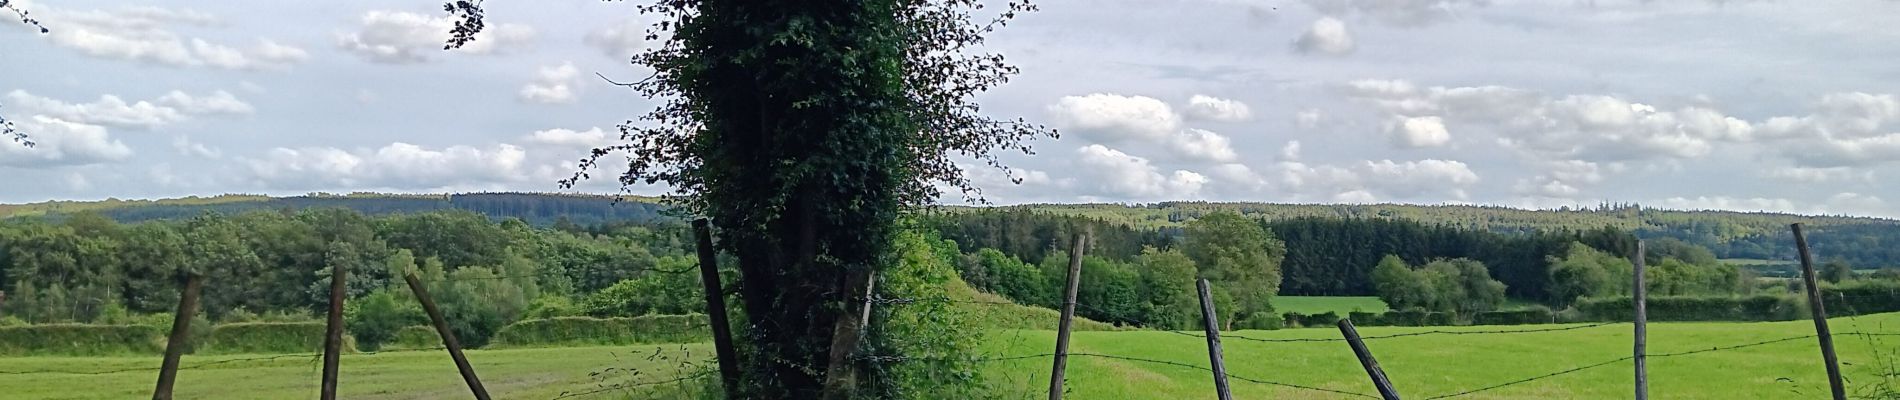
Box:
left=1822, top=260, right=1855, bottom=284
left=1370, top=255, right=1424, bottom=310
left=1183, top=212, right=1286, bottom=318
left=446, top=0, right=1051, bottom=395
left=1546, top=242, right=1620, bottom=308
left=1137, top=247, right=1198, bottom=330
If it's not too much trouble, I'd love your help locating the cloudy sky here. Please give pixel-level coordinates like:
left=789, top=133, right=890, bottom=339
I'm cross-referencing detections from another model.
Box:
left=3, top=0, right=1899, bottom=217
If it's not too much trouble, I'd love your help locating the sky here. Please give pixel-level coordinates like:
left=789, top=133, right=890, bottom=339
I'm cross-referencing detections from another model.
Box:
left=2, top=0, right=1899, bottom=217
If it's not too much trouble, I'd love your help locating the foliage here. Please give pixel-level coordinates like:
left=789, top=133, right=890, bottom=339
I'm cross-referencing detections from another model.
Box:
left=344, top=288, right=425, bottom=352
left=491, top=315, right=709, bottom=348
left=1183, top=212, right=1285, bottom=321
left=579, top=257, right=705, bottom=318
left=1547, top=242, right=1626, bottom=308
left=1574, top=294, right=1806, bottom=322
left=424, top=263, right=530, bottom=348
left=1822, top=279, right=1900, bottom=316
left=523, top=295, right=582, bottom=319
left=1136, top=247, right=1198, bottom=330
left=1371, top=256, right=1507, bottom=314
left=203, top=322, right=352, bottom=355
left=386, top=325, right=440, bottom=351
left=0, top=324, right=163, bottom=356
left=864, top=229, right=990, bottom=399
left=1472, top=307, right=1554, bottom=325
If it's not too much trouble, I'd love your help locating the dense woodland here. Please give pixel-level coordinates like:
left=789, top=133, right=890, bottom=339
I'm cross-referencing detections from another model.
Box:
left=3, top=195, right=1898, bottom=337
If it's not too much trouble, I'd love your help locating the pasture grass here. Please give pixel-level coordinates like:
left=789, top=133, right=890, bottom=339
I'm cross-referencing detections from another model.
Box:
left=0, top=344, right=714, bottom=399
left=978, top=312, right=1900, bottom=399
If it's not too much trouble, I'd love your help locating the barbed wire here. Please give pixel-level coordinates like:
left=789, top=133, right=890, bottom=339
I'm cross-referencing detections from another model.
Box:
left=1422, top=334, right=1824, bottom=399
left=1221, top=321, right=1624, bottom=344
left=549, top=369, right=712, bottom=400
left=1065, top=352, right=1380, bottom=399
left=862, top=295, right=1029, bottom=306
left=0, top=346, right=450, bottom=376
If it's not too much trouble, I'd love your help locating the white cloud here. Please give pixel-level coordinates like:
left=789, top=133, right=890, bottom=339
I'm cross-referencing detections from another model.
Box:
left=1391, top=115, right=1450, bottom=148
left=1765, top=166, right=1870, bottom=183
left=171, top=135, right=221, bottom=158
left=157, top=90, right=254, bottom=115
left=525, top=127, right=615, bottom=148
left=5, top=90, right=251, bottom=129
left=1281, top=140, right=1303, bottom=161
left=244, top=142, right=529, bottom=190
left=1341, top=79, right=1754, bottom=162
left=584, top=18, right=648, bottom=60
left=0, top=117, right=133, bottom=167
left=1170, top=129, right=1239, bottom=163
left=1267, top=158, right=1478, bottom=202
left=1183, top=95, right=1253, bottom=122
left=1295, top=109, right=1324, bottom=129
left=1072, top=144, right=1206, bottom=199
left=1303, top=0, right=1487, bottom=27
left=26, top=5, right=306, bottom=70
left=519, top=62, right=581, bottom=104
left=1048, top=93, right=1180, bottom=141
left=1358, top=159, right=1479, bottom=199
left=337, top=10, right=536, bottom=64
left=1293, top=17, right=1355, bottom=56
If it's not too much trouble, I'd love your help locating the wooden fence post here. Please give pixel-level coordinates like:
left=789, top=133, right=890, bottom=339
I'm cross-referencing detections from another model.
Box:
left=820, top=269, right=873, bottom=400
left=404, top=273, right=492, bottom=400
left=1048, top=232, right=1088, bottom=400
left=152, top=273, right=203, bottom=400
left=321, top=263, right=347, bottom=400
left=1791, top=223, right=1847, bottom=400
left=691, top=219, right=742, bottom=398
left=1338, top=319, right=1400, bottom=400
left=1632, top=240, right=1648, bottom=400
left=1196, top=279, right=1234, bottom=400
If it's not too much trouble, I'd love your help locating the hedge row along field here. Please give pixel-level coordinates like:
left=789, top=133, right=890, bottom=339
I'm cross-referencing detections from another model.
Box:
left=202, top=322, right=356, bottom=355
left=493, top=315, right=711, bottom=347
left=0, top=324, right=165, bottom=356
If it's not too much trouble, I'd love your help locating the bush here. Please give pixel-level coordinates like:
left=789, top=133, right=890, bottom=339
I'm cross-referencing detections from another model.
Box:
left=345, top=289, right=425, bottom=352
left=1347, top=311, right=1383, bottom=326
left=1823, top=280, right=1900, bottom=316
left=385, top=325, right=440, bottom=350
left=204, top=322, right=355, bottom=355
left=1375, top=309, right=1454, bottom=326
left=1574, top=294, right=1804, bottom=322
left=1473, top=307, right=1554, bottom=325
left=1280, top=311, right=1341, bottom=328
left=492, top=315, right=709, bottom=348
left=524, top=295, right=583, bottom=319
left=0, top=324, right=166, bottom=356
left=1238, top=312, right=1284, bottom=330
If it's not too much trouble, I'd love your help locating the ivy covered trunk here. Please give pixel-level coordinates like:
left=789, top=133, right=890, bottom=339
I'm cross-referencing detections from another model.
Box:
left=688, top=0, right=912, bottom=397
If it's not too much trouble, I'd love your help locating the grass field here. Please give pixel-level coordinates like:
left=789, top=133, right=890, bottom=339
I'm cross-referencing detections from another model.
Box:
left=0, top=344, right=715, bottom=400
left=1271, top=296, right=1389, bottom=314
left=8, top=314, right=1900, bottom=399
left=977, top=312, right=1900, bottom=399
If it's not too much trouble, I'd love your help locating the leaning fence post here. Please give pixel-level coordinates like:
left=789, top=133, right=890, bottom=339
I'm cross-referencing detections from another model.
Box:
left=1048, top=232, right=1088, bottom=400
left=1632, top=239, right=1648, bottom=400
left=1196, top=279, right=1234, bottom=400
left=1791, top=223, right=1847, bottom=400
left=321, top=262, right=348, bottom=400
left=404, top=273, right=491, bottom=400
left=691, top=219, right=742, bottom=398
left=820, top=268, right=873, bottom=400
left=153, top=273, right=203, bottom=400
left=1338, top=319, right=1400, bottom=400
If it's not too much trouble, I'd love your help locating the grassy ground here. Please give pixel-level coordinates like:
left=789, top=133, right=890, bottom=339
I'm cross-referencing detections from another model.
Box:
left=978, top=312, right=1900, bottom=399
left=9, top=314, right=1900, bottom=399
left=0, top=344, right=714, bottom=400
left=1272, top=296, right=1390, bottom=314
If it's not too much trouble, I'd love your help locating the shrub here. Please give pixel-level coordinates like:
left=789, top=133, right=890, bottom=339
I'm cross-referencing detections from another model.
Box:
left=1347, top=311, right=1383, bottom=326
left=1574, top=294, right=1804, bottom=322
left=1374, top=309, right=1453, bottom=326
left=1823, top=280, right=1900, bottom=316
left=1239, top=312, right=1284, bottom=330
left=492, top=315, right=709, bottom=347
left=204, top=322, right=354, bottom=355
left=346, top=289, right=426, bottom=352
left=0, top=324, right=166, bottom=356
left=385, top=325, right=440, bottom=351
left=524, top=295, right=582, bottom=319
left=1279, top=311, right=1341, bottom=328
left=1473, top=308, right=1554, bottom=325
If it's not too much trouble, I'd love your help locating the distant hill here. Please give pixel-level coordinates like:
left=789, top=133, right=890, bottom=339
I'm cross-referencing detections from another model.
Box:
left=8, top=195, right=1896, bottom=267
left=1, top=192, right=674, bottom=227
